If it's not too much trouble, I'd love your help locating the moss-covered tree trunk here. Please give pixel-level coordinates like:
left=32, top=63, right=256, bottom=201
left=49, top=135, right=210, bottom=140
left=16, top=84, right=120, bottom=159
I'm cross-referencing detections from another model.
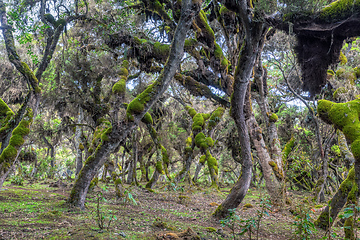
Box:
left=213, top=0, right=269, bottom=218
left=315, top=130, right=356, bottom=229
left=68, top=0, right=200, bottom=208
left=317, top=99, right=360, bottom=238
left=127, top=131, right=138, bottom=184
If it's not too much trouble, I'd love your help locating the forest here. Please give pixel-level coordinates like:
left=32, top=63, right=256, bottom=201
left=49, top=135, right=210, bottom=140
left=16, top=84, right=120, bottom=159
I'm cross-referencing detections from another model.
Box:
left=1, top=0, right=360, bottom=239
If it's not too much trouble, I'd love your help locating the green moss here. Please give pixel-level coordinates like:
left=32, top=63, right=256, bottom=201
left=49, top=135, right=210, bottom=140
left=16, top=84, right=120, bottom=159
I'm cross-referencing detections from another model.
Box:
left=205, top=137, right=214, bottom=147
left=79, top=143, right=84, bottom=150
left=208, top=107, right=225, bottom=131
left=112, top=79, right=126, bottom=95
left=195, top=132, right=206, bottom=148
left=155, top=161, right=164, bottom=174
left=55, top=19, right=66, bottom=28
left=141, top=112, right=153, bottom=125
left=119, top=67, right=128, bottom=77
left=161, top=145, right=169, bottom=164
left=192, top=113, right=205, bottom=132
left=354, top=67, right=360, bottom=78
left=333, top=87, right=347, bottom=99
left=317, top=99, right=335, bottom=124
left=327, top=69, right=335, bottom=76
left=205, top=227, right=217, bottom=232
left=186, top=136, right=192, bottom=145
left=100, top=127, right=112, bottom=142
left=185, top=146, right=193, bottom=152
left=194, top=10, right=215, bottom=47
left=126, top=83, right=155, bottom=121
left=268, top=112, right=278, bottom=122
left=0, top=108, right=33, bottom=171
left=207, top=156, right=218, bottom=174
left=282, top=137, right=295, bottom=163
left=202, top=113, right=210, bottom=121
left=219, top=6, right=230, bottom=15
left=20, top=62, right=38, bottom=87
left=339, top=51, right=348, bottom=65
left=186, top=106, right=197, bottom=118
left=319, top=0, right=360, bottom=23
left=199, top=155, right=206, bottom=164
left=153, top=42, right=170, bottom=58
left=184, top=39, right=197, bottom=49
left=243, top=203, right=254, bottom=208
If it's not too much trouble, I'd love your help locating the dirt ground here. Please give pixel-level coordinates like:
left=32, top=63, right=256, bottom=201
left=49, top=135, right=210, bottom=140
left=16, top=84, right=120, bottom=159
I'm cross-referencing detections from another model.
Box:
left=0, top=179, right=348, bottom=239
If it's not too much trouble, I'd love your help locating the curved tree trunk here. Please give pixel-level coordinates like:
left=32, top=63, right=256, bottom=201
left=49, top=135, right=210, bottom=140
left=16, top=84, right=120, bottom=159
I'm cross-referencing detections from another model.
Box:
left=213, top=23, right=268, bottom=218
left=67, top=0, right=199, bottom=208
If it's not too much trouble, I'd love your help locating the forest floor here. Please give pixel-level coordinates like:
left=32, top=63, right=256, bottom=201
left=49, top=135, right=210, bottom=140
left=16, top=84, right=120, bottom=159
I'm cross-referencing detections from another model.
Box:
left=0, top=179, right=349, bottom=240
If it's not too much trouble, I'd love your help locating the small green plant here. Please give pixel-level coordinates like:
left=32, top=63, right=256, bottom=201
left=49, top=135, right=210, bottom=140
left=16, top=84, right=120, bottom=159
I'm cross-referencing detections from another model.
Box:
left=10, top=175, right=24, bottom=186
left=293, top=206, right=317, bottom=240
left=94, top=187, right=117, bottom=231
left=220, top=208, right=239, bottom=240
left=220, top=198, right=272, bottom=240
left=122, top=189, right=138, bottom=205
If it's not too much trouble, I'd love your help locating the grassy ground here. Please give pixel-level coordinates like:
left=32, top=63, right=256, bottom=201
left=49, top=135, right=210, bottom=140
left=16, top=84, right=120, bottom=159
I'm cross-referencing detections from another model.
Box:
left=0, top=179, right=349, bottom=239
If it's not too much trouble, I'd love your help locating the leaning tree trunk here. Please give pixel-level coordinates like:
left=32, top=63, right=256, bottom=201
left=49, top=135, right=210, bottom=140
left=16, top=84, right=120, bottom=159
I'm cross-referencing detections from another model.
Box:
left=213, top=11, right=269, bottom=218
left=67, top=0, right=200, bottom=209
left=315, top=130, right=356, bottom=229
left=317, top=99, right=360, bottom=238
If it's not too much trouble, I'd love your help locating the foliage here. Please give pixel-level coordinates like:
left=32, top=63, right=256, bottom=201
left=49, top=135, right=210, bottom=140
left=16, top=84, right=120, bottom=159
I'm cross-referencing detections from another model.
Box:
left=293, top=206, right=317, bottom=240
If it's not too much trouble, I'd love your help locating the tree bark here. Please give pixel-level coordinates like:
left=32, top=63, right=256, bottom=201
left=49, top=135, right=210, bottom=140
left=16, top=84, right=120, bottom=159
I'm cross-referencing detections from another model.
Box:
left=75, top=107, right=84, bottom=176
left=247, top=114, right=282, bottom=204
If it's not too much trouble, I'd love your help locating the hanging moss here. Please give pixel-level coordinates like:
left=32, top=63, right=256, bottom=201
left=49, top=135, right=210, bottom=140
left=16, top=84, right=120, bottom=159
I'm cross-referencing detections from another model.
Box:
left=282, top=137, right=295, bottom=163
left=208, top=107, right=225, bottom=131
